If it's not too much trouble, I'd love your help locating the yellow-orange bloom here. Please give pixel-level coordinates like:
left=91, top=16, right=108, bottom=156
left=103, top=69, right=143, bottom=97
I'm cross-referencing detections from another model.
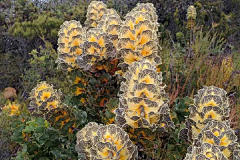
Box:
left=3, top=102, right=20, bottom=116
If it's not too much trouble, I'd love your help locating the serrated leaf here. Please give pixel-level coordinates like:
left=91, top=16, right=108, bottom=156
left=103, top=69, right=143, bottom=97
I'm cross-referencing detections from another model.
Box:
left=89, top=78, right=98, bottom=85
left=50, top=148, right=68, bottom=159
left=13, top=124, right=25, bottom=135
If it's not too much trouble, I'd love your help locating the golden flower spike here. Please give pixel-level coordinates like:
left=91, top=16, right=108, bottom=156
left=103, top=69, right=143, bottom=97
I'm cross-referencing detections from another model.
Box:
left=77, top=28, right=115, bottom=71
left=76, top=123, right=138, bottom=160
left=180, top=86, right=230, bottom=143
left=117, top=4, right=161, bottom=72
left=85, top=1, right=108, bottom=28
left=29, top=81, right=62, bottom=118
left=196, top=120, right=239, bottom=159
left=57, top=20, right=85, bottom=71
left=115, top=59, right=174, bottom=131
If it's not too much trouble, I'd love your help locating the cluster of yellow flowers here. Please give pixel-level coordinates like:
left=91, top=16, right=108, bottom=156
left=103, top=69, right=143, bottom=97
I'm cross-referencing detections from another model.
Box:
left=186, top=5, right=197, bottom=29
left=85, top=1, right=108, bottom=28
left=115, top=59, right=174, bottom=131
left=2, top=102, right=20, bottom=116
left=57, top=1, right=122, bottom=72
left=56, top=1, right=240, bottom=159
left=77, top=27, right=115, bottom=70
left=56, top=1, right=163, bottom=74
left=184, top=143, right=227, bottom=160
left=184, top=86, right=230, bottom=142
left=28, top=82, right=74, bottom=132
left=76, top=122, right=137, bottom=159
left=70, top=1, right=176, bottom=159
left=117, top=3, right=161, bottom=72
left=29, top=81, right=62, bottom=117
left=57, top=20, right=85, bottom=71
left=180, top=86, right=239, bottom=159
left=97, top=9, right=122, bottom=49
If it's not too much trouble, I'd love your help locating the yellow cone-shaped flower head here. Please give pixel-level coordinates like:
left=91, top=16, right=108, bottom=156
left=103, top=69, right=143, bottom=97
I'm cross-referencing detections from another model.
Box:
left=197, top=120, right=239, bottom=159
left=85, top=1, right=108, bottom=28
left=117, top=4, right=161, bottom=71
left=97, top=9, right=122, bottom=50
left=57, top=20, right=85, bottom=71
left=76, top=28, right=115, bottom=70
left=76, top=123, right=138, bottom=160
left=29, top=81, right=62, bottom=117
left=180, top=86, right=230, bottom=143
left=115, top=60, right=174, bottom=131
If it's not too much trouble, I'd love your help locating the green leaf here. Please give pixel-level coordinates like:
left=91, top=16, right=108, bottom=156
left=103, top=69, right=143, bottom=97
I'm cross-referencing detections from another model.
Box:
left=23, top=122, right=37, bottom=133
left=34, top=126, right=45, bottom=133
left=105, top=110, right=114, bottom=119
left=35, top=117, right=45, bottom=126
left=37, top=134, right=49, bottom=146
left=11, top=119, right=23, bottom=128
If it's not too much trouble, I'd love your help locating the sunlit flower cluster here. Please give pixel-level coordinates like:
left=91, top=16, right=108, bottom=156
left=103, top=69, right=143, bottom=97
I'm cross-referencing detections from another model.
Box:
left=196, top=120, right=239, bottom=159
left=57, top=1, right=123, bottom=72
left=117, top=3, right=161, bottom=71
left=97, top=9, right=122, bottom=49
left=115, top=60, right=174, bottom=131
left=76, top=28, right=115, bottom=70
left=76, top=122, right=137, bottom=160
left=85, top=1, right=108, bottom=28
left=2, top=102, right=20, bottom=116
left=181, top=86, right=230, bottom=143
left=57, top=20, right=85, bottom=71
left=29, top=81, right=62, bottom=117
left=180, top=86, right=240, bottom=160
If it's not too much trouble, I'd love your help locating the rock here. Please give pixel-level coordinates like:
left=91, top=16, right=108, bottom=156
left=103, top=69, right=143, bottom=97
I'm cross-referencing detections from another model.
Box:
left=3, top=87, right=17, bottom=99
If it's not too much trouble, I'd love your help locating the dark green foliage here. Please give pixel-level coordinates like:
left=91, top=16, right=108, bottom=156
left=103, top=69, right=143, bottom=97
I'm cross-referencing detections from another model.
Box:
left=162, top=123, right=189, bottom=160
left=69, top=69, right=120, bottom=125
left=173, top=97, right=192, bottom=123
left=8, top=0, right=88, bottom=42
left=9, top=13, right=63, bottom=41
left=11, top=117, right=78, bottom=159
left=0, top=100, right=87, bottom=160
left=0, top=52, right=25, bottom=90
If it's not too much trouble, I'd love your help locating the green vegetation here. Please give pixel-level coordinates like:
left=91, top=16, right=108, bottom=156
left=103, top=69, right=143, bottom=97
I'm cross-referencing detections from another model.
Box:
left=0, top=0, right=240, bottom=159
